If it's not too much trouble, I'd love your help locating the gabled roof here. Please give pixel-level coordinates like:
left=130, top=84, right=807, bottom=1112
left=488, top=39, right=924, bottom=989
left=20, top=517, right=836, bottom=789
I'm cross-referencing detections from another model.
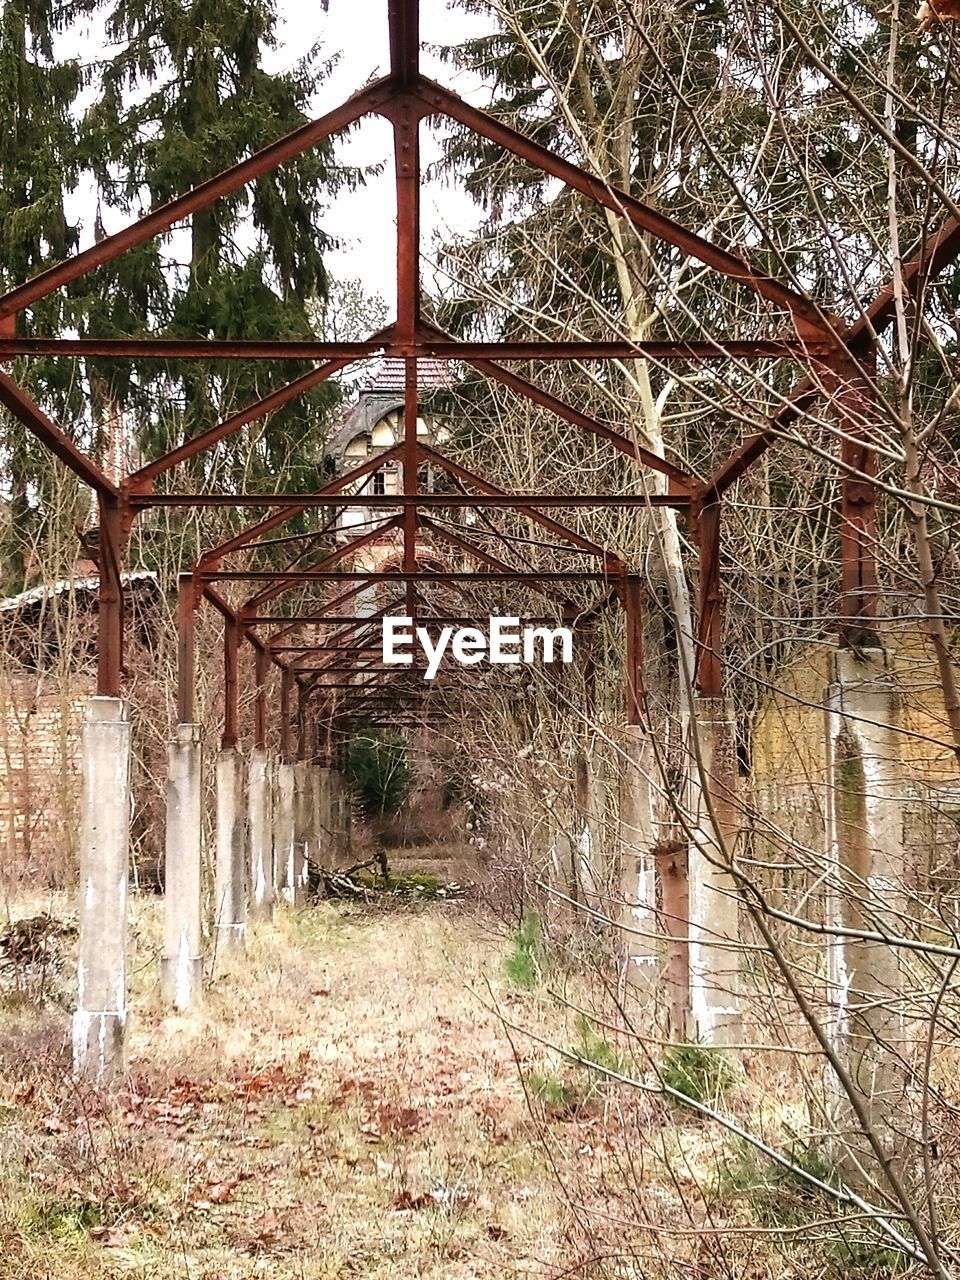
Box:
left=326, top=359, right=456, bottom=463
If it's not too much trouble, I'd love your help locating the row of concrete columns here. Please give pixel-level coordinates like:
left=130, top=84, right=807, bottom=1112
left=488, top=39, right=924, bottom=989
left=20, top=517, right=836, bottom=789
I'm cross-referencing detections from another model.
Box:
left=74, top=645, right=904, bottom=1147
left=616, top=649, right=906, bottom=1143
left=618, top=696, right=743, bottom=1047
left=73, top=705, right=352, bottom=1081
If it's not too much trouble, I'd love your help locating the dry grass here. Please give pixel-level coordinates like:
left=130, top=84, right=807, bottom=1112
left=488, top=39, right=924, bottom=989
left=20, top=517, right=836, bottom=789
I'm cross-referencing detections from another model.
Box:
left=0, top=895, right=590, bottom=1279
left=0, top=891, right=938, bottom=1280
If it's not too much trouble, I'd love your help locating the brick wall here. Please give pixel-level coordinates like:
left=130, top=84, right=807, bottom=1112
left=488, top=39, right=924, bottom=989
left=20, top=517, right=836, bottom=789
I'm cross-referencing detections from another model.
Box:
left=0, top=672, right=83, bottom=887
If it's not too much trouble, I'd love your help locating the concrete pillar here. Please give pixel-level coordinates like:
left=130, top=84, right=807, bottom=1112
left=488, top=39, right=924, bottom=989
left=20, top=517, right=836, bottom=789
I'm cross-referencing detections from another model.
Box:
left=572, top=747, right=600, bottom=909
left=161, top=723, right=204, bottom=1008
left=214, top=747, right=246, bottom=956
left=73, top=697, right=131, bottom=1082
left=825, top=648, right=905, bottom=1156
left=276, top=761, right=298, bottom=904
left=619, top=725, right=660, bottom=993
left=688, top=697, right=742, bottom=1048
left=293, top=761, right=312, bottom=894
left=339, top=771, right=353, bottom=860
left=315, top=765, right=332, bottom=865
left=247, top=747, right=274, bottom=920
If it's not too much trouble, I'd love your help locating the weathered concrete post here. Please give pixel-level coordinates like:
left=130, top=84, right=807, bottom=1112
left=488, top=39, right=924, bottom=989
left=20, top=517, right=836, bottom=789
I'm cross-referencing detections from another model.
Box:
left=315, top=765, right=332, bottom=864
left=161, top=723, right=204, bottom=1008
left=73, top=697, right=131, bottom=1081
left=336, top=768, right=353, bottom=861
left=687, top=697, right=742, bottom=1048
left=276, top=760, right=298, bottom=904
left=247, top=747, right=274, bottom=920
left=573, top=746, right=600, bottom=909
left=214, top=747, right=246, bottom=955
left=619, top=724, right=660, bottom=993
left=293, top=761, right=312, bottom=895
left=825, top=648, right=905, bottom=1155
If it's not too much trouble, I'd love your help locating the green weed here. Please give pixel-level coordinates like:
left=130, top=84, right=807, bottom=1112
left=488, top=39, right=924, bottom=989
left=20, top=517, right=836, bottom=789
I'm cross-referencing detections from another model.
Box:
left=661, top=1042, right=738, bottom=1107
left=716, top=1137, right=834, bottom=1226
left=18, top=1197, right=107, bottom=1241
left=504, top=912, right=543, bottom=989
left=525, top=1071, right=581, bottom=1116
left=570, top=1014, right=630, bottom=1081
left=829, top=1235, right=911, bottom=1276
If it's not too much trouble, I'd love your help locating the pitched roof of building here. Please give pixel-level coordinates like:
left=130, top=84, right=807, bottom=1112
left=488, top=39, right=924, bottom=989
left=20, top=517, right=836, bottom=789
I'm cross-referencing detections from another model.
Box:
left=361, top=357, right=456, bottom=392
left=326, top=359, right=458, bottom=463
left=0, top=570, right=159, bottom=615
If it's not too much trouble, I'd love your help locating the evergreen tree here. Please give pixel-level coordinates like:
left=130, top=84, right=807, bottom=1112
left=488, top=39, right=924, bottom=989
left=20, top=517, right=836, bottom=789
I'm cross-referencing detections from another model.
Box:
left=0, top=0, right=88, bottom=589
left=80, top=0, right=351, bottom=503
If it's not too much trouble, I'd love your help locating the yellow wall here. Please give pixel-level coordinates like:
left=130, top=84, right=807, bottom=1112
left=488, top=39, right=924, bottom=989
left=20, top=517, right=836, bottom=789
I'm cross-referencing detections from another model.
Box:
left=752, top=626, right=960, bottom=789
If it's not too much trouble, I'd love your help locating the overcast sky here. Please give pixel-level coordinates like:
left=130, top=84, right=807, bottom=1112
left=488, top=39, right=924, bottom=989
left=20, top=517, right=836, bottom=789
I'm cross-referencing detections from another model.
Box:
left=61, top=0, right=495, bottom=314
left=292, top=1, right=493, bottom=308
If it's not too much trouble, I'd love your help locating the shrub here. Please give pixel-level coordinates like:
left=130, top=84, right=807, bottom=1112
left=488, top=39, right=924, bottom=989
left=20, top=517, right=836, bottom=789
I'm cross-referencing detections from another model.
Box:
left=525, top=1070, right=581, bottom=1116
left=661, top=1042, right=739, bottom=1107
left=717, top=1138, right=834, bottom=1226
left=570, top=1014, right=630, bottom=1080
left=346, top=729, right=416, bottom=817
left=504, top=911, right=543, bottom=989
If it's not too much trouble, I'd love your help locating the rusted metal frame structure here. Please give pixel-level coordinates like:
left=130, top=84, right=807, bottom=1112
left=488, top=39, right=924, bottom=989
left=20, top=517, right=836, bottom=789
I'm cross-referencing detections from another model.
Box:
left=182, top=426, right=633, bottom=742
left=0, top=0, right=956, bottom=742
left=173, top=466, right=405, bottom=735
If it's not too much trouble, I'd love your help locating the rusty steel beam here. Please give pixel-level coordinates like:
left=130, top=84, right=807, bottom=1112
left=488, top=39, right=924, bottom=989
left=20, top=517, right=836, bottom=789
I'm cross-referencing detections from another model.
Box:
left=419, top=78, right=834, bottom=339
left=419, top=516, right=572, bottom=607
left=2, top=340, right=381, bottom=360
left=280, top=666, right=294, bottom=759
left=702, top=215, right=960, bottom=501
left=197, top=451, right=402, bottom=568
left=834, top=354, right=880, bottom=645
left=202, top=584, right=261, bottom=643
left=223, top=615, right=240, bottom=749
left=308, top=684, right=430, bottom=692
left=389, top=0, right=420, bottom=88
left=419, top=441, right=625, bottom=566
left=131, top=491, right=689, bottom=508
left=0, top=82, right=393, bottom=322
left=96, top=494, right=125, bottom=696
left=177, top=574, right=199, bottom=722
left=698, top=380, right=820, bottom=501
left=0, top=337, right=829, bottom=361
left=256, top=613, right=395, bottom=649
left=133, top=359, right=353, bottom=485
left=466, top=353, right=691, bottom=487
left=572, top=588, right=618, bottom=625
left=394, top=107, right=421, bottom=342
left=249, top=613, right=561, bottom=624
left=857, top=215, right=960, bottom=340
left=266, top=582, right=381, bottom=650
left=240, top=515, right=404, bottom=613
left=0, top=372, right=119, bottom=496
left=254, top=646, right=269, bottom=748
left=207, top=569, right=609, bottom=582
left=271, top=644, right=386, bottom=654
left=279, top=603, right=399, bottom=645
left=403, top=357, right=418, bottom=617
